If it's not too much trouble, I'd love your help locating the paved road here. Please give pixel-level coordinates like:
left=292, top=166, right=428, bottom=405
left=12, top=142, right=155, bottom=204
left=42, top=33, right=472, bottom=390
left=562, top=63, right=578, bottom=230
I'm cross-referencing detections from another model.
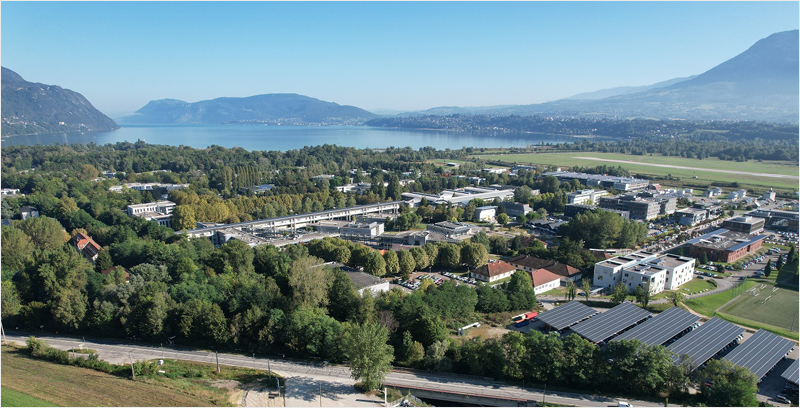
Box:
left=2, top=332, right=666, bottom=407
left=572, top=157, right=799, bottom=179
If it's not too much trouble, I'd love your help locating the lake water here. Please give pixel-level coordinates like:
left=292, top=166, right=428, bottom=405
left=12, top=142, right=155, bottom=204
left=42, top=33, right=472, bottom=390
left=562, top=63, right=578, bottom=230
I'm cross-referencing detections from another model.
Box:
left=1, top=124, right=584, bottom=151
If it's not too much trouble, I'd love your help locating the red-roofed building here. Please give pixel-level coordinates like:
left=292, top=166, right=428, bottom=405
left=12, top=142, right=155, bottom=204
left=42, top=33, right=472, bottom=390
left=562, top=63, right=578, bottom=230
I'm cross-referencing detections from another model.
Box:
left=469, top=260, right=517, bottom=283
left=507, top=254, right=583, bottom=284
left=543, top=263, right=583, bottom=283
left=529, top=269, right=562, bottom=294
left=72, top=233, right=103, bottom=263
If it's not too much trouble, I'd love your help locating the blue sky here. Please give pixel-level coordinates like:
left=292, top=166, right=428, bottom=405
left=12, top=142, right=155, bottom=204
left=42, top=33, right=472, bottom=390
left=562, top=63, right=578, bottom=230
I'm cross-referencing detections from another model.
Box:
left=2, top=1, right=798, bottom=117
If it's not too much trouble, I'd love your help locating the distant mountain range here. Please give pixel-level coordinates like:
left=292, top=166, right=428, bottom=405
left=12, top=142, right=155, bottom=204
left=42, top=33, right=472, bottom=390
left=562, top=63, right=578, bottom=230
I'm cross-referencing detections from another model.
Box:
left=398, top=30, right=799, bottom=123
left=120, top=94, right=377, bottom=125
left=1, top=67, right=119, bottom=136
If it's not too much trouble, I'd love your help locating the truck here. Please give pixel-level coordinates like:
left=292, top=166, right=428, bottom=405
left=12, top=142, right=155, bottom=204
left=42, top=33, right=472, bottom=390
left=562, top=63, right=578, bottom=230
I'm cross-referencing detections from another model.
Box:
left=513, top=311, right=539, bottom=327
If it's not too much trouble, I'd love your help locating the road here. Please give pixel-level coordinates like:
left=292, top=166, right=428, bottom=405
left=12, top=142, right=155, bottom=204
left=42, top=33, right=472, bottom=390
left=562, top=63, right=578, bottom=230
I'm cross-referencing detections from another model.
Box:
left=571, top=157, right=799, bottom=179
left=2, top=332, right=667, bottom=407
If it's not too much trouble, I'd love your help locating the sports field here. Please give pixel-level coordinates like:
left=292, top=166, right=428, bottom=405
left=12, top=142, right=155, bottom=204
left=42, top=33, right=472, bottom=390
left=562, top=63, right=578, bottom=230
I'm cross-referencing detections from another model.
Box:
left=719, top=283, right=799, bottom=331
left=471, top=152, right=799, bottom=192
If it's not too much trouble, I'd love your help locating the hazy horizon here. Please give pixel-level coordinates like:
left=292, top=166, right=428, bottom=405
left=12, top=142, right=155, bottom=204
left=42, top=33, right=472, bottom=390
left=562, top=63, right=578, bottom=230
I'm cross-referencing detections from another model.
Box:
left=2, top=1, right=798, bottom=118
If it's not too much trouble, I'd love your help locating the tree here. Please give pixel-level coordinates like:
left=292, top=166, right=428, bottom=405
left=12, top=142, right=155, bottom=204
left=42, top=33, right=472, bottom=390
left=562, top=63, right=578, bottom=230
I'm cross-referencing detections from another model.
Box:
left=667, top=290, right=685, bottom=307
left=565, top=280, right=577, bottom=301
left=634, top=284, right=651, bottom=308
left=328, top=269, right=361, bottom=322
left=764, top=260, right=772, bottom=277
left=699, top=251, right=709, bottom=265
left=611, top=283, right=628, bottom=305
left=289, top=256, right=331, bottom=308
left=409, top=247, right=429, bottom=271
left=471, top=231, right=491, bottom=252
left=17, top=217, right=69, bottom=250
left=698, top=359, right=759, bottom=407
left=581, top=279, right=591, bottom=302
left=497, top=213, right=509, bottom=227
left=1, top=226, right=34, bottom=271
left=437, top=243, right=460, bottom=269
left=399, top=330, right=424, bottom=366
left=342, top=321, right=394, bottom=390
left=171, top=205, right=197, bottom=231
left=397, top=250, right=415, bottom=279
left=423, top=340, right=452, bottom=372
left=460, top=242, right=488, bottom=269
left=80, top=164, right=99, bottom=180
left=383, top=250, right=400, bottom=276
left=362, top=250, right=386, bottom=277
left=514, top=186, right=534, bottom=203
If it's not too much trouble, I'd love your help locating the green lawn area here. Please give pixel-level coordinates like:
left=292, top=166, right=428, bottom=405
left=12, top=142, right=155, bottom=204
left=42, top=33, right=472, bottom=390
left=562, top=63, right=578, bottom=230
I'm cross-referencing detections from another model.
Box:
left=684, top=280, right=760, bottom=317
left=471, top=152, right=799, bottom=192
left=720, top=284, right=799, bottom=331
left=679, top=277, right=717, bottom=295
left=1, top=387, right=58, bottom=407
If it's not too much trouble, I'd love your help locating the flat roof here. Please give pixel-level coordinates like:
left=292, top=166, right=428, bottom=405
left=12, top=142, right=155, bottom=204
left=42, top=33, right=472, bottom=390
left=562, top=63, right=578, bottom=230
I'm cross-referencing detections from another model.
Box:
left=685, top=228, right=729, bottom=246
left=728, top=235, right=768, bottom=252
left=613, top=306, right=700, bottom=346
left=569, top=302, right=651, bottom=344
left=724, top=329, right=795, bottom=380
left=344, top=270, right=384, bottom=289
left=781, top=359, right=799, bottom=385
left=667, top=317, right=744, bottom=369
left=536, top=300, right=599, bottom=331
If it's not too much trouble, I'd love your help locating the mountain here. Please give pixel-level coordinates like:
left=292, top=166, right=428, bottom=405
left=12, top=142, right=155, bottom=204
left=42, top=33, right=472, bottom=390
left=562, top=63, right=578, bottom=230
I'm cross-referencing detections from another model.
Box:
left=121, top=94, right=377, bottom=125
left=1, top=67, right=119, bottom=136
left=399, top=30, right=799, bottom=123
left=564, top=76, right=696, bottom=100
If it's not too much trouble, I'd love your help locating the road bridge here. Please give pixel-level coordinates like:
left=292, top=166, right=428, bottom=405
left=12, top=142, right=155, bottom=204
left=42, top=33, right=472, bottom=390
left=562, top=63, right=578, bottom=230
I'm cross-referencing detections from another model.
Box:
left=182, top=201, right=403, bottom=238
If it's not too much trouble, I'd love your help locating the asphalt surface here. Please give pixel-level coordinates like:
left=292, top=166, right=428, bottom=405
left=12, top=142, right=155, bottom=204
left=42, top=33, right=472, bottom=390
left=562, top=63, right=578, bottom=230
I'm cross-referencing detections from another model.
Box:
left=2, top=332, right=666, bottom=407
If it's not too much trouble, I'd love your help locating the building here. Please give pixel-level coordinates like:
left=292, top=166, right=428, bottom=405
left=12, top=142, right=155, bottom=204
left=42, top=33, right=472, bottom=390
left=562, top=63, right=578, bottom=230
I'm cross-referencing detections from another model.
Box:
left=744, top=209, right=800, bottom=232
left=530, top=269, right=562, bottom=294
left=344, top=270, right=390, bottom=296
left=72, top=233, right=103, bottom=263
left=507, top=255, right=582, bottom=284
left=636, top=192, right=677, bottom=216
left=722, top=216, right=765, bottom=234
left=377, top=230, right=454, bottom=248
left=503, top=203, right=532, bottom=217
left=341, top=222, right=385, bottom=240
left=674, top=208, right=708, bottom=226
left=762, top=189, right=776, bottom=202
left=127, top=201, right=176, bottom=228
left=469, top=260, right=517, bottom=283
left=20, top=206, right=39, bottom=220
left=213, top=228, right=270, bottom=247
left=474, top=206, right=497, bottom=222
left=241, top=184, right=275, bottom=194
left=564, top=203, right=629, bottom=220
left=335, top=183, right=372, bottom=194
left=401, top=187, right=514, bottom=208
left=109, top=182, right=189, bottom=193
left=593, top=251, right=695, bottom=294
left=316, top=220, right=350, bottom=234
left=693, top=202, right=723, bottom=217
left=426, top=221, right=473, bottom=237
left=688, top=230, right=766, bottom=263
left=567, top=189, right=609, bottom=205
left=705, top=187, right=723, bottom=198
left=599, top=195, right=661, bottom=220
left=1, top=188, right=21, bottom=196
left=544, top=171, right=650, bottom=191
left=728, top=189, right=748, bottom=200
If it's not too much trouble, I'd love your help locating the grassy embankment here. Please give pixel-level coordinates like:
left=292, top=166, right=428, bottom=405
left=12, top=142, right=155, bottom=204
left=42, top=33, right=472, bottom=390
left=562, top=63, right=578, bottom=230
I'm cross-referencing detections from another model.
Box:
left=0, top=387, right=57, bottom=407
left=470, top=152, right=799, bottom=193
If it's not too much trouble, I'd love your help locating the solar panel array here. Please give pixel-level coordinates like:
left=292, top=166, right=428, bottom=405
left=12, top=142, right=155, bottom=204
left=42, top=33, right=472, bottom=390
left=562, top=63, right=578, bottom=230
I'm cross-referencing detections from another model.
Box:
left=728, top=235, right=769, bottom=252
left=782, top=359, right=799, bottom=385
left=668, top=317, right=744, bottom=369
left=684, top=228, right=729, bottom=246
left=613, top=306, right=700, bottom=346
left=536, top=300, right=598, bottom=331
left=725, top=329, right=795, bottom=379
left=570, top=302, right=652, bottom=344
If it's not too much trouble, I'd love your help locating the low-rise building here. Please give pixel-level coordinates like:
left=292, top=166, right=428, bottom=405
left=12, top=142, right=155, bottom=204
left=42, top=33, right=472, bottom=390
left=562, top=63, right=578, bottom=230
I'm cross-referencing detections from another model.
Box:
left=341, top=222, right=385, bottom=240
left=722, top=216, right=765, bottom=234
left=728, top=189, right=748, bottom=200
left=705, top=187, right=723, bottom=198
left=241, top=184, right=275, bottom=194
left=335, top=182, right=372, bottom=194
left=72, top=232, right=103, bottom=263
left=762, top=189, right=776, bottom=202
left=469, top=260, right=517, bottom=283
left=345, top=270, right=390, bottom=296
left=567, top=189, right=609, bottom=205
left=744, top=209, right=799, bottom=232
left=545, top=171, right=650, bottom=191
left=503, top=202, right=532, bottom=217
left=426, top=221, right=473, bottom=237
left=20, top=206, right=39, bottom=220
left=127, top=201, right=176, bottom=228
left=593, top=251, right=695, bottom=294
left=674, top=208, right=708, bottom=226
left=474, top=206, right=497, bottom=222
left=1, top=188, right=21, bottom=196
left=599, top=195, right=661, bottom=220
left=507, top=255, right=582, bottom=284
left=688, top=230, right=766, bottom=263
left=564, top=203, right=629, bottom=219
left=530, top=269, right=562, bottom=294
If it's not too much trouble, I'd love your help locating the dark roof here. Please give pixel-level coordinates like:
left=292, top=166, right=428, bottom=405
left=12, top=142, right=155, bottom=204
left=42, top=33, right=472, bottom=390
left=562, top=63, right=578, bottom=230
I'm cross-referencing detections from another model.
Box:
left=781, top=359, right=799, bottom=385
left=536, top=300, right=598, bottom=331
left=471, top=261, right=517, bottom=278
left=724, top=329, right=795, bottom=380
left=20, top=206, right=37, bottom=212
left=507, top=255, right=555, bottom=270
left=613, top=306, right=700, bottom=346
left=569, top=302, right=651, bottom=344
left=544, top=262, right=581, bottom=278
left=344, top=270, right=384, bottom=290
left=667, top=317, right=744, bottom=369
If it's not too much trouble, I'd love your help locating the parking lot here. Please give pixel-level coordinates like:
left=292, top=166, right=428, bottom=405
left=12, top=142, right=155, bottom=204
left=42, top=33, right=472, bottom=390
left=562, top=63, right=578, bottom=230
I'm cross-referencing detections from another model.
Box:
left=395, top=271, right=477, bottom=291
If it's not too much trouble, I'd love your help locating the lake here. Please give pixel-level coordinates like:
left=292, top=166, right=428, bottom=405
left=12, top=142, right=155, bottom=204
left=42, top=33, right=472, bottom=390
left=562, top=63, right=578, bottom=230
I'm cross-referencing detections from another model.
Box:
left=0, top=124, right=587, bottom=151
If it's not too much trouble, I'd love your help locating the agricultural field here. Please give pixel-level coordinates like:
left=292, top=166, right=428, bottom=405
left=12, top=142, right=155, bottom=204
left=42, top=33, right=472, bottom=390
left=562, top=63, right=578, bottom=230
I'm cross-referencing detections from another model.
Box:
left=719, top=284, right=799, bottom=332
left=471, top=152, right=799, bottom=192
left=0, top=346, right=226, bottom=407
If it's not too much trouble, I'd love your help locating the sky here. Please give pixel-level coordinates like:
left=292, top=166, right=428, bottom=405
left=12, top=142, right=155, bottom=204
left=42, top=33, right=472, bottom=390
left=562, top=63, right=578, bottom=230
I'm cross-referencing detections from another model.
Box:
left=2, top=1, right=798, bottom=118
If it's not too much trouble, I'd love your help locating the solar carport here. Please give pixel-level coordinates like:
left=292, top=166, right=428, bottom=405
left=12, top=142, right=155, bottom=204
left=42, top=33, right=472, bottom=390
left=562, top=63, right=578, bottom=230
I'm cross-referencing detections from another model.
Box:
left=536, top=300, right=598, bottom=331
left=781, top=360, right=799, bottom=385
left=613, top=306, right=700, bottom=346
left=569, top=302, right=651, bottom=344
left=724, top=329, right=795, bottom=381
left=668, top=317, right=744, bottom=369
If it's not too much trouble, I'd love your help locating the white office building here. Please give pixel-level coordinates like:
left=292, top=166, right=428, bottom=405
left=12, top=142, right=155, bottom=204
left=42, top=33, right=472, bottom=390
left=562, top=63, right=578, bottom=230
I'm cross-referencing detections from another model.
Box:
left=567, top=189, right=609, bottom=205
left=593, top=251, right=695, bottom=295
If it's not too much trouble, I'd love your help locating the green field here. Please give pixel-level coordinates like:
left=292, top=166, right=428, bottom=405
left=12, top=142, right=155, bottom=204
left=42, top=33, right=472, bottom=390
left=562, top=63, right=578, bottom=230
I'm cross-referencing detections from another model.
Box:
left=720, top=284, right=799, bottom=331
left=1, top=387, right=58, bottom=407
left=679, top=278, right=717, bottom=295
left=684, top=280, right=759, bottom=317
left=471, top=152, right=799, bottom=192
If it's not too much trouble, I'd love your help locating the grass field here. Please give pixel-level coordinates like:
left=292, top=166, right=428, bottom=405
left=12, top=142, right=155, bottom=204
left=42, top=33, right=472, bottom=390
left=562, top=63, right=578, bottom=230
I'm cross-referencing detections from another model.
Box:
left=720, top=284, right=799, bottom=331
left=679, top=278, right=717, bottom=295
left=684, top=280, right=759, bottom=317
left=1, top=346, right=222, bottom=406
left=1, top=387, right=58, bottom=407
left=471, top=152, right=799, bottom=192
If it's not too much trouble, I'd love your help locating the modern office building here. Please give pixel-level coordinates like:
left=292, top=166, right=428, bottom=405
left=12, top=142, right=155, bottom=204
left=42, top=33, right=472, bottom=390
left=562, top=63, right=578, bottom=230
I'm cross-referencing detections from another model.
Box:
left=567, top=189, right=609, bottom=205
left=544, top=172, right=650, bottom=191
left=687, top=229, right=767, bottom=263
left=426, top=221, right=473, bottom=237
left=474, top=206, right=497, bottom=222
left=126, top=201, right=176, bottom=228
left=722, top=216, right=765, bottom=234
left=593, top=251, right=695, bottom=294
left=674, top=208, right=709, bottom=226
left=599, top=195, right=661, bottom=220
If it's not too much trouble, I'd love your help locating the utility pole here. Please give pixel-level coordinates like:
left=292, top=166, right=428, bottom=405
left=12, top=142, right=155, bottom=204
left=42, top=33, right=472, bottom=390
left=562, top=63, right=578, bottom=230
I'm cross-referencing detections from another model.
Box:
left=215, top=351, right=220, bottom=373
left=129, top=353, right=136, bottom=379
left=319, top=383, right=322, bottom=407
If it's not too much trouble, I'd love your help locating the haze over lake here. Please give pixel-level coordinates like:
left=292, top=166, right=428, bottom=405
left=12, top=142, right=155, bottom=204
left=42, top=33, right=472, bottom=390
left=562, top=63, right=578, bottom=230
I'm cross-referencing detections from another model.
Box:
left=0, top=124, right=585, bottom=151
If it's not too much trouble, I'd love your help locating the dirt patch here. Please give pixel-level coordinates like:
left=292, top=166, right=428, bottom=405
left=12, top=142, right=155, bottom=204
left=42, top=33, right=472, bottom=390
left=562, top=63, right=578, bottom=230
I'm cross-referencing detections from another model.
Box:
left=461, top=325, right=510, bottom=340
left=241, top=381, right=284, bottom=407
left=208, top=379, right=244, bottom=406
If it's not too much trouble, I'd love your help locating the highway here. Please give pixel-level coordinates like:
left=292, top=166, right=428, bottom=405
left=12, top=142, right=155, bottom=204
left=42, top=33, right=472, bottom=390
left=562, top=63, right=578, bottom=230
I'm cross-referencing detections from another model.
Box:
left=3, top=332, right=666, bottom=407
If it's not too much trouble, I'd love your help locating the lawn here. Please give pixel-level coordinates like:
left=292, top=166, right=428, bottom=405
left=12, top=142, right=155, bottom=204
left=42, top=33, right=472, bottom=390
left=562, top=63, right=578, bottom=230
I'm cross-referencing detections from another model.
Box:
left=719, top=284, right=799, bottom=331
left=1, top=346, right=231, bottom=407
left=1, top=387, right=57, bottom=407
left=471, top=152, right=799, bottom=192
left=684, top=280, right=760, bottom=317
left=679, top=278, right=717, bottom=295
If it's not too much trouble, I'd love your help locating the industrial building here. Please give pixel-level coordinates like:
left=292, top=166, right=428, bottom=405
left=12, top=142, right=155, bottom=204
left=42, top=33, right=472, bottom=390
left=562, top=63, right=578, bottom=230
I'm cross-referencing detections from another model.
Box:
left=744, top=209, right=799, bottom=232
left=401, top=187, right=514, bottom=208
left=686, top=229, right=767, bottom=263
left=593, top=251, right=695, bottom=294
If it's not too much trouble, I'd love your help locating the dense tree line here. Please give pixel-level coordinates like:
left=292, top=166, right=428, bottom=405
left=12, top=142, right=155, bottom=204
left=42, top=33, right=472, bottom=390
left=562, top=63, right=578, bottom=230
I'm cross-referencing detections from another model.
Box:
left=559, top=210, right=649, bottom=249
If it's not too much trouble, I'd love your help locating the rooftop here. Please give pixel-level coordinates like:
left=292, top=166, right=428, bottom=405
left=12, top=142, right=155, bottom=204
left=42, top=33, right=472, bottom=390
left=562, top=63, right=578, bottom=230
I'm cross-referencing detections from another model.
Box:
left=471, top=261, right=517, bottom=278
left=344, top=270, right=385, bottom=289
